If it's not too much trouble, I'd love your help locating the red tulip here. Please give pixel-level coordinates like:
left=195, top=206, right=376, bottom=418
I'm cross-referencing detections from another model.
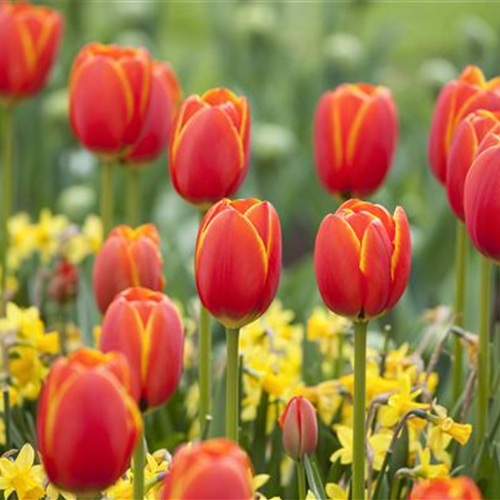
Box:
left=315, top=199, right=411, bottom=320
left=100, top=287, right=184, bottom=410
left=313, top=83, right=397, bottom=197
left=0, top=0, right=63, bottom=101
left=70, top=43, right=153, bottom=157
left=409, top=477, right=482, bottom=500
left=48, top=259, right=78, bottom=303
left=429, top=65, right=500, bottom=184
left=93, top=224, right=165, bottom=314
left=446, top=110, right=500, bottom=221
left=37, top=348, right=141, bottom=493
left=125, top=61, right=181, bottom=164
left=464, top=141, right=500, bottom=261
left=161, top=438, right=254, bottom=500
left=195, top=198, right=281, bottom=329
left=279, top=396, right=318, bottom=461
left=169, top=88, right=251, bottom=207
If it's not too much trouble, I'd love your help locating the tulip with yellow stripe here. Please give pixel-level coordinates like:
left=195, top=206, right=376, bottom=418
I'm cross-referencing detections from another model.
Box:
left=409, top=477, right=482, bottom=500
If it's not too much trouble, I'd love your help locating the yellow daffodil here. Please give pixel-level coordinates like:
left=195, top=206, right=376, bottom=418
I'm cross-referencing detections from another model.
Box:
left=46, top=483, right=75, bottom=500
left=413, top=443, right=450, bottom=480
left=326, top=482, right=349, bottom=500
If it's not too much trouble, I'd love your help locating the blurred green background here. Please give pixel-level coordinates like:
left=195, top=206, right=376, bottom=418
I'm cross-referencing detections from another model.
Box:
left=12, top=0, right=500, bottom=340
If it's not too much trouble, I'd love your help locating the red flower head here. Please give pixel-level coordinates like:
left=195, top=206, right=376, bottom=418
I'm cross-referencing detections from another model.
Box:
left=409, top=476, right=482, bottom=500
left=315, top=199, right=411, bottom=320
left=169, top=88, right=251, bottom=208
left=314, top=83, right=397, bottom=197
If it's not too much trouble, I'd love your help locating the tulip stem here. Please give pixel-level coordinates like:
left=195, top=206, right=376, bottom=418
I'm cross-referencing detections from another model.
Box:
left=296, top=460, right=307, bottom=500
left=453, top=220, right=467, bottom=402
left=225, top=327, right=240, bottom=443
left=100, top=161, right=114, bottom=236
left=476, top=256, right=492, bottom=449
left=0, top=105, right=14, bottom=316
left=353, top=320, right=367, bottom=500
left=126, top=168, right=140, bottom=226
left=133, top=428, right=146, bottom=500
left=199, top=304, right=212, bottom=437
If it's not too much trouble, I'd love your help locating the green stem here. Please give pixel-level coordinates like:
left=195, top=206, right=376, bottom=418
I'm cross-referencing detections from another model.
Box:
left=334, top=332, right=344, bottom=378
left=353, top=320, right=368, bottom=500
left=225, top=327, right=240, bottom=442
left=296, top=460, right=306, bottom=500
left=58, top=303, right=68, bottom=356
left=453, top=220, right=467, bottom=402
left=76, top=495, right=100, bottom=500
left=199, top=304, right=212, bottom=437
left=100, top=161, right=114, bottom=236
left=126, top=168, right=141, bottom=226
left=2, top=386, right=10, bottom=448
left=0, top=106, right=14, bottom=316
left=133, top=428, right=146, bottom=500
left=476, top=256, right=492, bottom=448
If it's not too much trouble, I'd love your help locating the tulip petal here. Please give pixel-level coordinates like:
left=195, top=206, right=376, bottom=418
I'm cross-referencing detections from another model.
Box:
left=314, top=214, right=363, bottom=318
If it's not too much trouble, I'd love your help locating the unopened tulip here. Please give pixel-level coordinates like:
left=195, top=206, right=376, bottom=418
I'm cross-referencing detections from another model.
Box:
left=125, top=61, right=181, bottom=164
left=446, top=110, right=500, bottom=221
left=279, top=396, right=318, bottom=461
left=169, top=88, right=251, bottom=207
left=0, top=1, right=63, bottom=101
left=70, top=43, right=152, bottom=157
left=409, top=477, right=482, bottom=500
left=313, top=83, right=397, bottom=197
left=429, top=65, right=500, bottom=184
left=100, top=287, right=184, bottom=410
left=161, top=439, right=254, bottom=500
left=48, top=259, right=78, bottom=303
left=93, top=224, right=165, bottom=313
left=37, top=348, right=141, bottom=493
left=464, top=142, right=500, bottom=261
left=195, top=198, right=281, bottom=329
left=315, top=199, right=411, bottom=320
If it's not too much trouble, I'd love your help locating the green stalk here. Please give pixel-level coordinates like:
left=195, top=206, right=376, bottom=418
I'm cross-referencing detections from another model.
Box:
left=76, top=495, right=100, bottom=500
left=476, top=256, right=492, bottom=448
left=225, top=327, right=240, bottom=442
left=58, top=303, right=68, bottom=356
left=199, top=304, right=212, bottom=437
left=126, top=167, right=141, bottom=226
left=133, top=428, right=146, bottom=500
left=353, top=320, right=368, bottom=500
left=100, top=161, right=114, bottom=236
left=296, top=460, right=306, bottom=500
left=453, top=220, right=467, bottom=402
left=0, top=105, right=14, bottom=315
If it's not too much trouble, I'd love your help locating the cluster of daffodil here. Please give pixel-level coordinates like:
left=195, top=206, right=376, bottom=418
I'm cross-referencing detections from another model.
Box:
left=4, top=211, right=102, bottom=293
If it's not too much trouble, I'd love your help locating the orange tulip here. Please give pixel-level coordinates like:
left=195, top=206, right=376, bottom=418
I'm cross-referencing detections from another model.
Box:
left=169, top=88, right=251, bottom=207
left=446, top=110, right=500, bottom=221
left=279, top=396, right=318, bottom=461
left=70, top=43, right=152, bottom=157
left=313, top=83, right=397, bottom=197
left=429, top=65, right=500, bottom=184
left=93, top=224, right=165, bottom=314
left=195, top=198, right=281, bottom=329
left=37, top=348, right=141, bottom=494
left=161, top=439, right=254, bottom=500
left=125, top=61, right=181, bottom=164
left=0, top=0, right=63, bottom=101
left=409, top=477, right=482, bottom=500
left=100, top=287, right=184, bottom=410
left=315, top=199, right=411, bottom=320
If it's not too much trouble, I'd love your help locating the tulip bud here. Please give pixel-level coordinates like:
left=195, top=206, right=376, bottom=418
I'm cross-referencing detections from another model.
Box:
left=429, top=65, right=500, bottom=184
left=37, top=348, right=141, bottom=494
left=93, top=224, right=165, bottom=314
left=279, top=396, right=318, bottom=461
left=195, top=198, right=281, bottom=329
left=0, top=1, right=63, bottom=102
left=125, top=61, right=181, bottom=164
left=100, top=287, right=184, bottom=410
left=446, top=110, right=500, bottom=221
left=48, top=259, right=78, bottom=303
left=313, top=83, right=397, bottom=197
left=464, top=141, right=500, bottom=261
left=169, top=88, right=251, bottom=207
left=315, top=199, right=411, bottom=320
left=409, top=477, right=482, bottom=500
left=70, top=43, right=153, bottom=158
left=161, top=439, right=254, bottom=500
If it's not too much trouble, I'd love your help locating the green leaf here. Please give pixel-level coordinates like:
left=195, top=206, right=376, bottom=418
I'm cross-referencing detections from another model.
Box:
left=304, top=454, right=327, bottom=500
left=388, top=424, right=409, bottom=489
